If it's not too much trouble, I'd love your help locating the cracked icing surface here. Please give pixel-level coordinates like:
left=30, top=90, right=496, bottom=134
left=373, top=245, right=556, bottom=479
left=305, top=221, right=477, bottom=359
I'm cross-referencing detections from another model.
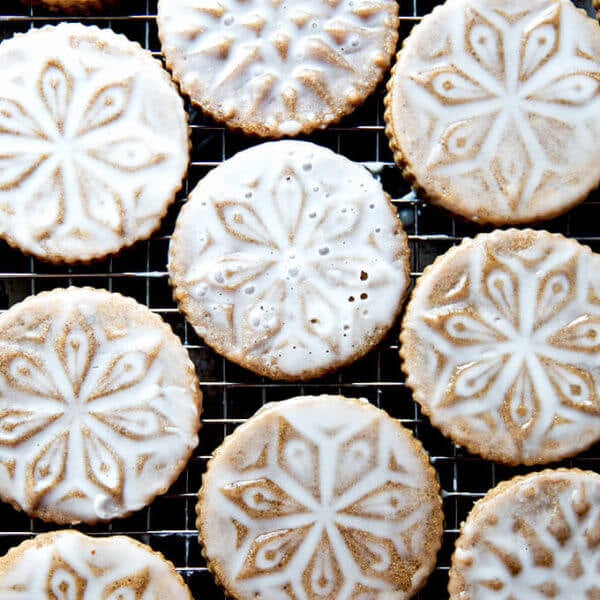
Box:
left=0, top=23, right=188, bottom=262
left=0, top=530, right=192, bottom=599
left=385, top=0, right=600, bottom=224
left=197, top=395, right=443, bottom=600
left=401, top=229, right=600, bottom=465
left=157, top=0, right=398, bottom=136
left=168, top=140, right=410, bottom=381
left=449, top=469, right=600, bottom=599
left=0, top=287, right=201, bottom=524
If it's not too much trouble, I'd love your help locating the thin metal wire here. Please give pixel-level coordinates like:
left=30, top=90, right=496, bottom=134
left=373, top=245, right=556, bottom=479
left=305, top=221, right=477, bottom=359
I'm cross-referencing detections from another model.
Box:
left=0, top=1, right=598, bottom=599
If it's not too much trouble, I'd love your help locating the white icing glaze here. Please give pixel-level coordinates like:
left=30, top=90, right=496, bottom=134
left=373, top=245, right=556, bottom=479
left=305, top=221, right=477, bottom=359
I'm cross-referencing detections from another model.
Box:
left=157, top=0, right=398, bottom=136
left=0, top=530, right=192, bottom=598
left=388, top=0, right=600, bottom=223
left=0, top=23, right=188, bottom=262
left=169, top=140, right=409, bottom=380
left=199, top=395, right=442, bottom=600
left=451, top=470, right=600, bottom=599
left=0, top=287, right=200, bottom=524
left=402, top=229, right=600, bottom=464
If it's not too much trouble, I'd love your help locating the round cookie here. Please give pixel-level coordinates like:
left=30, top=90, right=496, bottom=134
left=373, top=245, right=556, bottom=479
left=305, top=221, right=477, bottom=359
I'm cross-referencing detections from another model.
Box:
left=157, top=0, right=398, bottom=137
left=0, top=530, right=192, bottom=598
left=0, top=23, right=188, bottom=263
left=401, top=229, right=600, bottom=465
left=169, top=140, right=410, bottom=381
left=449, top=469, right=600, bottom=599
left=0, top=287, right=201, bottom=524
left=385, top=0, right=600, bottom=225
left=197, top=395, right=444, bottom=600
left=23, top=0, right=117, bottom=12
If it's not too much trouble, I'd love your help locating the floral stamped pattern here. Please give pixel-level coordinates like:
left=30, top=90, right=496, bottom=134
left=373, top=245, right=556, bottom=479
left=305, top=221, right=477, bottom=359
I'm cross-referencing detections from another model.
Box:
left=0, top=24, right=188, bottom=261
left=389, top=0, right=600, bottom=222
left=199, top=396, right=442, bottom=599
left=158, top=0, right=398, bottom=135
left=450, top=471, right=600, bottom=598
left=0, top=288, right=200, bottom=524
left=0, top=531, right=192, bottom=599
left=169, top=141, right=409, bottom=380
left=402, top=230, right=600, bottom=464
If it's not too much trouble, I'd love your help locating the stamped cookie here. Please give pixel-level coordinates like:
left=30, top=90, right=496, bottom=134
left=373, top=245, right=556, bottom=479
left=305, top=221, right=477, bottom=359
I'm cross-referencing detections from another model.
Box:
left=0, top=530, right=192, bottom=598
left=169, top=140, right=410, bottom=380
left=23, top=0, right=116, bottom=12
left=0, top=23, right=188, bottom=263
left=157, top=0, right=398, bottom=137
left=0, top=287, right=201, bottom=524
left=197, top=395, right=443, bottom=600
left=385, top=0, right=600, bottom=224
left=449, top=469, right=600, bottom=599
left=401, top=229, right=600, bottom=465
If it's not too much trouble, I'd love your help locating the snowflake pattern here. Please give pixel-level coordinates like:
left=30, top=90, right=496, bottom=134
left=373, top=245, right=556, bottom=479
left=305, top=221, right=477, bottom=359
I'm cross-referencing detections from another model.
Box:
left=0, top=25, right=187, bottom=261
left=170, top=142, right=408, bottom=380
left=451, top=471, right=600, bottom=598
left=158, top=0, right=398, bottom=135
left=200, top=397, right=442, bottom=599
left=391, top=0, right=600, bottom=221
left=403, top=230, right=600, bottom=463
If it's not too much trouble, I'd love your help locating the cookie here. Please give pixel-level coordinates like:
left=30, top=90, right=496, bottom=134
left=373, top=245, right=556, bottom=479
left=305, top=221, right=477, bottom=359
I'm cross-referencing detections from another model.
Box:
left=157, top=0, right=398, bottom=137
left=197, top=394, right=443, bottom=600
left=401, top=229, right=600, bottom=465
left=449, top=469, right=600, bottom=599
left=0, top=287, right=201, bottom=524
left=384, top=0, right=600, bottom=225
left=0, top=530, right=192, bottom=598
left=169, top=140, right=410, bottom=381
left=23, top=0, right=116, bottom=12
left=0, top=23, right=188, bottom=263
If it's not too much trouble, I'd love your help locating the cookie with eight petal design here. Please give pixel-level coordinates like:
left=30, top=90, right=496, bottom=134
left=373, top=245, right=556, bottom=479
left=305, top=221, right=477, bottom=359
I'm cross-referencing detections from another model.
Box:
left=0, top=287, right=201, bottom=524
left=449, top=469, right=600, bottom=599
left=0, top=530, right=193, bottom=599
left=385, top=0, right=600, bottom=224
left=168, top=140, right=410, bottom=381
left=157, top=0, right=398, bottom=137
left=401, top=229, right=600, bottom=465
left=197, top=394, right=444, bottom=600
left=0, top=23, right=188, bottom=263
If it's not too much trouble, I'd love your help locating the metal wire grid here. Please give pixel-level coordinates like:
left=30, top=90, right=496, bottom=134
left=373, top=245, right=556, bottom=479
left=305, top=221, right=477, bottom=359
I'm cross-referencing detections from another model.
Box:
left=0, top=0, right=599, bottom=598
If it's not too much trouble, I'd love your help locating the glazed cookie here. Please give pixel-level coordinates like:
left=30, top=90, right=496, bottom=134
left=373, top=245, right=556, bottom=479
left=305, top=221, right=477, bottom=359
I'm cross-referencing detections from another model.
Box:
left=385, top=0, right=600, bottom=224
left=197, top=395, right=444, bottom=600
left=23, top=0, right=116, bottom=12
left=157, top=0, right=398, bottom=137
left=169, top=140, right=410, bottom=381
left=0, top=23, right=188, bottom=262
left=449, top=469, right=600, bottom=599
left=0, top=287, right=201, bottom=524
left=401, top=229, right=600, bottom=465
left=0, top=530, right=192, bottom=598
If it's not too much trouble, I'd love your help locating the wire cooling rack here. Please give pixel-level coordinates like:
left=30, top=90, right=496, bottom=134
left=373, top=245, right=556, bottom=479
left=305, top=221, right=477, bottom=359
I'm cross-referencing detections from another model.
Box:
left=0, top=0, right=599, bottom=598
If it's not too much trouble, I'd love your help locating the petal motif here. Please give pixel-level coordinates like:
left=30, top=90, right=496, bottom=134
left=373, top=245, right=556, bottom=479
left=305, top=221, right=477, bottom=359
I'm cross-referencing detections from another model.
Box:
left=303, top=531, right=343, bottom=598
left=424, top=309, right=507, bottom=346
left=501, top=365, right=540, bottom=447
left=221, top=478, right=308, bottom=519
left=238, top=526, right=312, bottom=579
left=0, top=97, right=46, bottom=138
left=241, top=280, right=286, bottom=350
left=103, top=568, right=149, bottom=600
left=0, top=152, right=48, bottom=192
left=341, top=481, right=419, bottom=520
left=88, top=137, right=166, bottom=172
left=80, top=425, right=124, bottom=499
left=39, top=60, right=72, bottom=135
left=534, top=259, right=577, bottom=330
left=547, top=315, right=600, bottom=353
left=0, top=409, right=62, bottom=447
left=26, top=168, right=65, bottom=240
left=541, top=358, right=600, bottom=416
left=90, top=406, right=174, bottom=441
left=272, top=166, right=306, bottom=243
left=519, top=3, right=560, bottom=81
left=54, top=310, right=97, bottom=398
left=77, top=78, right=133, bottom=136
left=483, top=255, right=520, bottom=329
left=27, top=431, right=69, bottom=509
left=527, top=73, right=600, bottom=106
left=465, top=6, right=505, bottom=79
left=414, top=65, right=494, bottom=104
left=300, top=280, right=339, bottom=352
left=313, top=256, right=392, bottom=289
left=188, top=253, right=273, bottom=292
left=311, top=202, right=360, bottom=244
left=45, top=552, right=86, bottom=600
left=78, top=169, right=125, bottom=236
left=0, top=350, right=61, bottom=399
left=215, top=201, right=276, bottom=248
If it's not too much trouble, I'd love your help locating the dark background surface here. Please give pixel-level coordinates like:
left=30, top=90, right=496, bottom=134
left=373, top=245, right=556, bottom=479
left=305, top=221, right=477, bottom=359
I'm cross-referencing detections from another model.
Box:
left=0, top=1, right=598, bottom=598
